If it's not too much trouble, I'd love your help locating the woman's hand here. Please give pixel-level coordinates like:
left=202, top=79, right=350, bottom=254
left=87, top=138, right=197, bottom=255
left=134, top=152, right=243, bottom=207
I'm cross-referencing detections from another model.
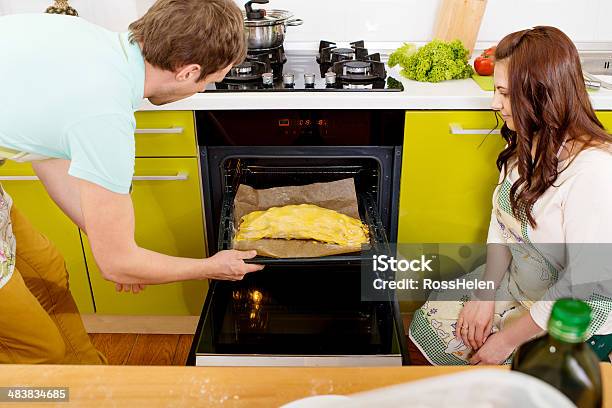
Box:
left=469, top=332, right=516, bottom=365
left=456, top=300, right=495, bottom=350
left=469, top=309, right=544, bottom=365
left=204, top=250, right=264, bottom=281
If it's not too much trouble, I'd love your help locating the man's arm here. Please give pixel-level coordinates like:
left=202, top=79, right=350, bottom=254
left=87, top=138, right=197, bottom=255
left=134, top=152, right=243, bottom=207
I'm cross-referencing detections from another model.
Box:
left=35, top=159, right=143, bottom=293
left=78, top=178, right=263, bottom=284
left=32, top=159, right=85, bottom=230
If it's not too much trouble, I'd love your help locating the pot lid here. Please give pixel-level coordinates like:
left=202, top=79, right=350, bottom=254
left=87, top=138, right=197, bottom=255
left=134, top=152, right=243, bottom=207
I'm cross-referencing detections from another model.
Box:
left=243, top=9, right=294, bottom=26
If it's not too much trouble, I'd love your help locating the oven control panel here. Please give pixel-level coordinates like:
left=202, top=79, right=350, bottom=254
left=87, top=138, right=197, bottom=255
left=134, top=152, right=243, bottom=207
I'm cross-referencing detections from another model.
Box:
left=196, top=110, right=404, bottom=146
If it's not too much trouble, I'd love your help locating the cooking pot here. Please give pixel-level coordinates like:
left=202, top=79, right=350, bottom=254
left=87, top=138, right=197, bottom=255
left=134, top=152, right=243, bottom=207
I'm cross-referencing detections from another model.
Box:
left=243, top=0, right=303, bottom=50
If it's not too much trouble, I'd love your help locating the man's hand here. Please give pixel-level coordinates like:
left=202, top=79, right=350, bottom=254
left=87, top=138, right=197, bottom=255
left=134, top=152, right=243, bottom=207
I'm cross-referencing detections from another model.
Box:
left=204, top=250, right=264, bottom=281
left=469, top=332, right=516, bottom=365
left=115, top=283, right=146, bottom=294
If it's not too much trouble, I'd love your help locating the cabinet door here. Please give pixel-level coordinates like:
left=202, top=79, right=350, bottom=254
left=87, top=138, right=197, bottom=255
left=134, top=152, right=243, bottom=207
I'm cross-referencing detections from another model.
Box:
left=0, top=162, right=94, bottom=313
left=397, top=111, right=506, bottom=313
left=596, top=111, right=612, bottom=132
left=398, top=111, right=506, bottom=244
left=134, top=111, right=197, bottom=157
left=84, top=157, right=208, bottom=315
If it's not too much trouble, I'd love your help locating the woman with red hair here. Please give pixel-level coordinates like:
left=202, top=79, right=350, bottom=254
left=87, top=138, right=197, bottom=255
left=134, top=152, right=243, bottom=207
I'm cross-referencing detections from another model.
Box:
left=409, top=26, right=612, bottom=365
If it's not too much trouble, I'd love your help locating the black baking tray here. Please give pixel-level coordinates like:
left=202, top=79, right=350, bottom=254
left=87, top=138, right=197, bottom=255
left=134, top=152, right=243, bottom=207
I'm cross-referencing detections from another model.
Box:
left=217, top=189, right=390, bottom=266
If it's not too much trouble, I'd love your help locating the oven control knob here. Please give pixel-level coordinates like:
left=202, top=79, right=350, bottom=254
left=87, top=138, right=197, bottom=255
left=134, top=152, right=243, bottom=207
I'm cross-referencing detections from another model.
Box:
left=304, top=73, right=316, bottom=88
left=262, top=72, right=274, bottom=88
left=282, top=73, right=295, bottom=88
left=325, top=71, right=337, bottom=87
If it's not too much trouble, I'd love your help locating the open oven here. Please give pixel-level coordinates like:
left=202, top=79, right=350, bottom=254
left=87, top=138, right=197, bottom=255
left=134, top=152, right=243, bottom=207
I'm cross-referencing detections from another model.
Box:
left=188, top=110, right=408, bottom=366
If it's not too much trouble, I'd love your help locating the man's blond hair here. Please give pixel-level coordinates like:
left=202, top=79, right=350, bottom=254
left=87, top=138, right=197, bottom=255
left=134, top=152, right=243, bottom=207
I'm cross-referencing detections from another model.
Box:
left=129, top=0, right=246, bottom=81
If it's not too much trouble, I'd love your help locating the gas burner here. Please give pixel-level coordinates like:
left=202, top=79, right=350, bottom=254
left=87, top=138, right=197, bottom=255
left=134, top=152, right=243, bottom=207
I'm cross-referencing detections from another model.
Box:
left=317, top=40, right=381, bottom=76
left=235, top=65, right=253, bottom=75
left=224, top=60, right=269, bottom=83
left=317, top=40, right=387, bottom=89
left=216, top=45, right=288, bottom=89
left=246, top=45, right=287, bottom=79
left=343, top=61, right=370, bottom=76
left=330, top=48, right=355, bottom=62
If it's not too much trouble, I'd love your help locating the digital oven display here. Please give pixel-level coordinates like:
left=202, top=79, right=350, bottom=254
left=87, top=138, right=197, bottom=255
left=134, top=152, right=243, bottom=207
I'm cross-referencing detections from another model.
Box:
left=278, top=119, right=330, bottom=128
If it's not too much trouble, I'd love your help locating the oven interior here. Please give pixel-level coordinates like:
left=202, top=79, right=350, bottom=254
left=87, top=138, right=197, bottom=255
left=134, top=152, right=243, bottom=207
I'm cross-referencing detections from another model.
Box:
left=217, top=157, right=389, bottom=265
left=203, top=147, right=400, bottom=258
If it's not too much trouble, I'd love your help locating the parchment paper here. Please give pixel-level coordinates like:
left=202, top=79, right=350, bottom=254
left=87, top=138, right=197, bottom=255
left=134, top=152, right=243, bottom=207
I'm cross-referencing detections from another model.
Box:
left=232, top=178, right=369, bottom=258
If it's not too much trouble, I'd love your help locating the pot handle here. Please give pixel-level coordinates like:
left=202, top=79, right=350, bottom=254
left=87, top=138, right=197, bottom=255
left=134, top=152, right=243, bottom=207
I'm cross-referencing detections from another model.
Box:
left=245, top=0, right=268, bottom=19
left=285, top=18, right=303, bottom=26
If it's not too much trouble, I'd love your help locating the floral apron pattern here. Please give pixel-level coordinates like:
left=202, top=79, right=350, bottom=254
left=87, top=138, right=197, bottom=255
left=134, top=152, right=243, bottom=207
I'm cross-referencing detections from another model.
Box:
left=0, top=183, right=16, bottom=289
left=409, top=178, right=557, bottom=365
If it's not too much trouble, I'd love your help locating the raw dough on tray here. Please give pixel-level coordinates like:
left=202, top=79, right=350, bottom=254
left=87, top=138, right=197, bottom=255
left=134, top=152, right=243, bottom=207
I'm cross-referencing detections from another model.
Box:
left=231, top=178, right=371, bottom=258
left=235, top=204, right=369, bottom=246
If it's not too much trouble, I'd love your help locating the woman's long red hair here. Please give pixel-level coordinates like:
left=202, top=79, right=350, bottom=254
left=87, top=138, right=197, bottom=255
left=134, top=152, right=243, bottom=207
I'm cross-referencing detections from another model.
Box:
left=495, top=26, right=611, bottom=227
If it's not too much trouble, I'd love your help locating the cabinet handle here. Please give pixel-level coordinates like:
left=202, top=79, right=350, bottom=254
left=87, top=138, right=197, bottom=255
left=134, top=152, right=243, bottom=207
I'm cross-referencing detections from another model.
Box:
left=135, top=127, right=184, bottom=134
left=0, top=173, right=189, bottom=182
left=0, top=175, right=39, bottom=181
left=449, top=123, right=501, bottom=135
left=132, top=172, right=189, bottom=181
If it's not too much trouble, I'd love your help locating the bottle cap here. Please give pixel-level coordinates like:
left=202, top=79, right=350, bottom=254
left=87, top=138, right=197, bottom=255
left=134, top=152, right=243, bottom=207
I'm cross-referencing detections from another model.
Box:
left=548, top=299, right=592, bottom=343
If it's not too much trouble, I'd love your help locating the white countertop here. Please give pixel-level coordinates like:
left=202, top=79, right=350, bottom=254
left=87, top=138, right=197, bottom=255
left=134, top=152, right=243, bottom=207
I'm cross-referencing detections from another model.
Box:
left=139, top=72, right=612, bottom=112
left=138, top=53, right=612, bottom=112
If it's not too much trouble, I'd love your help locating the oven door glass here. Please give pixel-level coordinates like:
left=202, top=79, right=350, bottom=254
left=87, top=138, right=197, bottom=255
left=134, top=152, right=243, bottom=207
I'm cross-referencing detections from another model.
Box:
left=194, top=266, right=402, bottom=364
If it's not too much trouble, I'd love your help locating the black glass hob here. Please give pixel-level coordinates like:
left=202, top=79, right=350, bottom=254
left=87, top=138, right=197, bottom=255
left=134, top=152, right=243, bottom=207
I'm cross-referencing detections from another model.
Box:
left=202, top=40, right=404, bottom=92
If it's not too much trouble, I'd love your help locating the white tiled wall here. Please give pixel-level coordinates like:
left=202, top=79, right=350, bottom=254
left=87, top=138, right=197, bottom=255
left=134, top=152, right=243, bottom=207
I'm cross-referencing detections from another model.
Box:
left=1, top=0, right=611, bottom=50
left=0, top=0, right=152, bottom=31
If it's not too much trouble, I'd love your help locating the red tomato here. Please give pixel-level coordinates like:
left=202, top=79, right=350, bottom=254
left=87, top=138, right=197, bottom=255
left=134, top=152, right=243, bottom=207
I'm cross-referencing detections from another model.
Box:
left=483, top=46, right=496, bottom=57
left=474, top=55, right=495, bottom=76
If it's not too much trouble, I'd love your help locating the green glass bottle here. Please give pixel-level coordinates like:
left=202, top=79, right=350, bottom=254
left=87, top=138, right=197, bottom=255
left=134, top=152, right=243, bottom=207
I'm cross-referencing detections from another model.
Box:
left=512, top=299, right=602, bottom=408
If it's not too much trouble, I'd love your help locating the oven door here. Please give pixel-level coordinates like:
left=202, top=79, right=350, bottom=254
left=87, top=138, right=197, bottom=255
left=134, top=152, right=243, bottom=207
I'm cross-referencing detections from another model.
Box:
left=190, top=147, right=406, bottom=366
left=192, top=265, right=404, bottom=366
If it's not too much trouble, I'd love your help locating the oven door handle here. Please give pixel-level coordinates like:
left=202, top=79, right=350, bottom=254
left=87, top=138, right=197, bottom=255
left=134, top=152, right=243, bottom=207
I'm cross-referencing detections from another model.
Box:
left=0, top=173, right=189, bottom=182
left=135, top=127, right=184, bottom=134
left=449, top=123, right=501, bottom=135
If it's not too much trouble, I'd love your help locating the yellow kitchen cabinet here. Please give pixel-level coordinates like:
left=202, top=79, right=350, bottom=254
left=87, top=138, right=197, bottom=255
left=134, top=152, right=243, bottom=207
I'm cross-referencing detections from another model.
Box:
left=399, top=110, right=612, bottom=245
left=596, top=111, right=612, bottom=131
left=134, top=111, right=197, bottom=157
left=0, top=161, right=94, bottom=313
left=397, top=111, right=506, bottom=313
left=83, top=157, right=208, bottom=315
left=398, top=110, right=506, bottom=244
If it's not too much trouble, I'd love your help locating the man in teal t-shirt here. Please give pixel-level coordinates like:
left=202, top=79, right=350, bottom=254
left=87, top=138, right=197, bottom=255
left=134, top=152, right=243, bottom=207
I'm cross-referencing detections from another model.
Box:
left=0, top=0, right=263, bottom=364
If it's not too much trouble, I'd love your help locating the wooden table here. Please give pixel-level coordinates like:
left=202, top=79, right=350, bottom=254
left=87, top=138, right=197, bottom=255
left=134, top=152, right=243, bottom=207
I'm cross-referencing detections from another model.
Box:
left=0, top=364, right=610, bottom=407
